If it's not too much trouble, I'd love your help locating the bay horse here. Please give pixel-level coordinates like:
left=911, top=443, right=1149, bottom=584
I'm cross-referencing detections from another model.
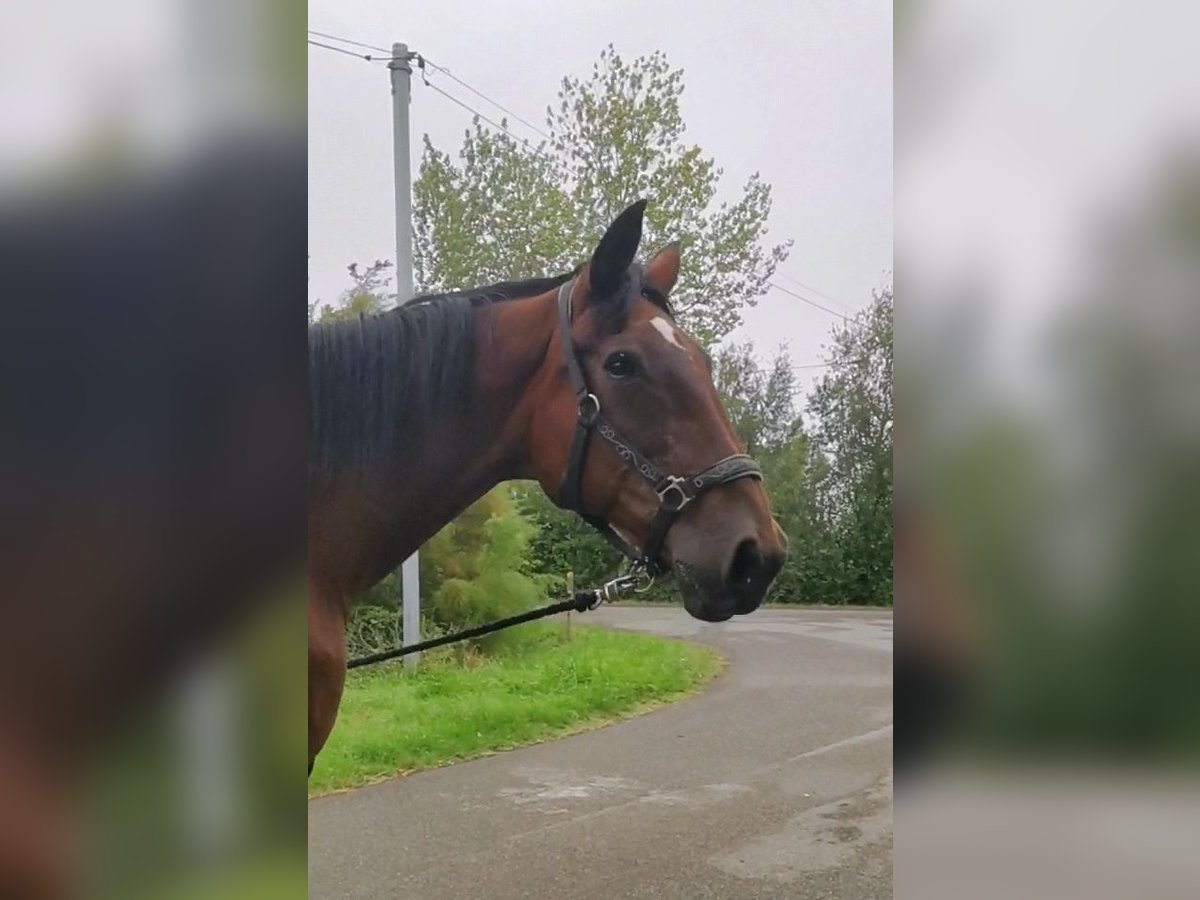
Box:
left=308, top=200, right=787, bottom=769
left=0, top=139, right=306, bottom=898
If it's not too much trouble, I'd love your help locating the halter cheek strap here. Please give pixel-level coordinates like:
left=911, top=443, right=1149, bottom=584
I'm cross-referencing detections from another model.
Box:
left=554, top=279, right=763, bottom=574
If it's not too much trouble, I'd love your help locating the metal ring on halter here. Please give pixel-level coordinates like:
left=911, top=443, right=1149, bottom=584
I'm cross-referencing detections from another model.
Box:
left=656, top=476, right=692, bottom=512
left=625, top=562, right=655, bottom=593
left=578, top=393, right=601, bottom=424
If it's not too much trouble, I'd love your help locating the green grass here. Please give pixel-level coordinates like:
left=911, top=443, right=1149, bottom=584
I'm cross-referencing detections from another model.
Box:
left=309, top=624, right=721, bottom=795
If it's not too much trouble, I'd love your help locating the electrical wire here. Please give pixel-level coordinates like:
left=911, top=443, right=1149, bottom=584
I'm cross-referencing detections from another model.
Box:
left=420, top=57, right=556, bottom=146
left=419, top=75, right=579, bottom=183
left=767, top=281, right=849, bottom=320
left=307, top=39, right=376, bottom=61
left=307, top=29, right=389, bottom=54
left=774, top=270, right=852, bottom=313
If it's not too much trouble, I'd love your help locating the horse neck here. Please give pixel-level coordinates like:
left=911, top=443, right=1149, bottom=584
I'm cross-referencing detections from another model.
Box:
left=311, top=290, right=558, bottom=600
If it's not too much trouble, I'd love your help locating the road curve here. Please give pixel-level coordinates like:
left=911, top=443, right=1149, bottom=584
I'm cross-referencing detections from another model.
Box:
left=308, top=606, right=893, bottom=899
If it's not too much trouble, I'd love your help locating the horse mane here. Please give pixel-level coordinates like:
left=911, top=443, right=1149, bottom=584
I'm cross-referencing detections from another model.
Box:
left=308, top=270, right=577, bottom=476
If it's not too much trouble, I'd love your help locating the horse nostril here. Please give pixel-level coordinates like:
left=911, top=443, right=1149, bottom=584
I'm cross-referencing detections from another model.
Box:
left=728, top=539, right=764, bottom=592
left=726, top=537, right=785, bottom=612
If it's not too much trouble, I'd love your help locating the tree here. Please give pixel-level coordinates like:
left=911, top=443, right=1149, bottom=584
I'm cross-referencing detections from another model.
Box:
left=712, top=343, right=800, bottom=456
left=414, top=129, right=581, bottom=296
left=311, top=260, right=394, bottom=323
left=708, top=340, right=863, bottom=606
left=346, top=486, right=552, bottom=657
left=414, top=45, right=790, bottom=345
left=514, top=481, right=621, bottom=592
left=806, top=281, right=894, bottom=604
left=419, top=486, right=556, bottom=653
left=759, top=428, right=844, bottom=605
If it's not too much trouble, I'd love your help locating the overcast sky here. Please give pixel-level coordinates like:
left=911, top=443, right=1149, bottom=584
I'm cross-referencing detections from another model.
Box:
left=309, top=0, right=892, bottom=395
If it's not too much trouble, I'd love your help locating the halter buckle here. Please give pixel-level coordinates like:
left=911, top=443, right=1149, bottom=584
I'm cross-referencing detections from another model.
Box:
left=578, top=393, right=601, bottom=424
left=590, top=566, right=644, bottom=608
left=656, top=476, right=692, bottom=512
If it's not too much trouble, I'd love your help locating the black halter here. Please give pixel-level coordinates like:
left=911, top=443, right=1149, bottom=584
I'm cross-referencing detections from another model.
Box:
left=555, top=279, right=763, bottom=575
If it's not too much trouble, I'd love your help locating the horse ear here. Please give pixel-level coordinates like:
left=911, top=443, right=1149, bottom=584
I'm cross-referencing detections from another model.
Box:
left=589, top=200, right=647, bottom=298
left=643, top=242, right=681, bottom=296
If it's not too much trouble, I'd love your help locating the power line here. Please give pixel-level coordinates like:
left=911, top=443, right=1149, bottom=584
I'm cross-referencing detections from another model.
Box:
left=774, top=270, right=852, bottom=313
left=418, top=75, right=578, bottom=184
left=419, top=56, right=597, bottom=175
left=767, top=281, right=849, bottom=320
left=307, top=39, right=381, bottom=62
left=311, top=39, right=581, bottom=168
left=420, top=78, right=510, bottom=133
left=307, top=29, right=389, bottom=54
left=309, top=38, right=581, bottom=210
left=307, top=33, right=402, bottom=64
left=420, top=57, right=557, bottom=147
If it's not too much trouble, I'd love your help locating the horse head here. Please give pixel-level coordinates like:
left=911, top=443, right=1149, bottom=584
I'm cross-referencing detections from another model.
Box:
left=526, top=200, right=788, bottom=621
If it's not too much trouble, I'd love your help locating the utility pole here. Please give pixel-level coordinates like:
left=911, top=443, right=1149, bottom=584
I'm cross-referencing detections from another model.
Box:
left=390, top=42, right=420, bottom=667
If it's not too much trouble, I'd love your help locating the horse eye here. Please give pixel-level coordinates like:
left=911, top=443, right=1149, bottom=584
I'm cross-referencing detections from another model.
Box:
left=603, top=351, right=639, bottom=379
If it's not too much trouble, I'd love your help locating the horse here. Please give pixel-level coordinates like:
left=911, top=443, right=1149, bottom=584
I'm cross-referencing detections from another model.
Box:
left=307, top=200, right=788, bottom=769
left=0, top=139, right=307, bottom=897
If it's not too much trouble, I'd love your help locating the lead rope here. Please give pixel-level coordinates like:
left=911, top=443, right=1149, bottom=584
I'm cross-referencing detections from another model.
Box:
left=346, top=564, right=650, bottom=670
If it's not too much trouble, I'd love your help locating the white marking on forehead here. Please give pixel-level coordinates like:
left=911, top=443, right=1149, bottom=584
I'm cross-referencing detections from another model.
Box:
left=649, top=316, right=686, bottom=351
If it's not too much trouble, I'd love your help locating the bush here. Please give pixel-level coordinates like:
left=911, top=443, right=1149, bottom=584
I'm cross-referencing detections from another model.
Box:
left=514, top=482, right=621, bottom=588
left=345, top=605, right=399, bottom=658
left=352, top=486, right=556, bottom=657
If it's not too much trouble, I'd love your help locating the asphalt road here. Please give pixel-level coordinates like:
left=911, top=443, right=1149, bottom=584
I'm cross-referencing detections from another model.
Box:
left=308, top=606, right=893, bottom=899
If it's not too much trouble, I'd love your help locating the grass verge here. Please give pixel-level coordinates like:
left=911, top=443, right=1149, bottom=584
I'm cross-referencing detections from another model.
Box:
left=309, top=624, right=721, bottom=796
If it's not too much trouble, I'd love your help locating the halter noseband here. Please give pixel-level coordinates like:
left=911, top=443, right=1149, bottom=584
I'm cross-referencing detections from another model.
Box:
left=555, top=279, right=763, bottom=575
